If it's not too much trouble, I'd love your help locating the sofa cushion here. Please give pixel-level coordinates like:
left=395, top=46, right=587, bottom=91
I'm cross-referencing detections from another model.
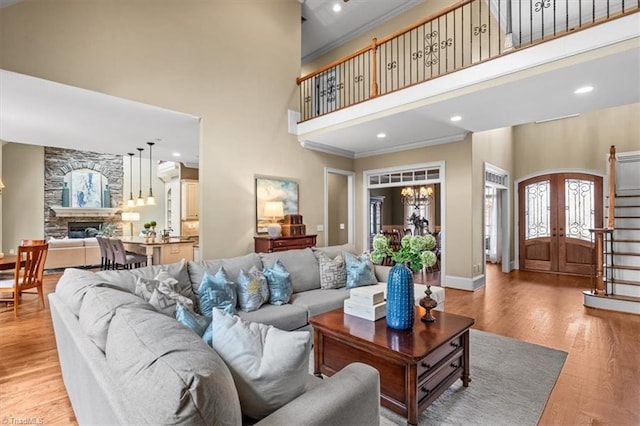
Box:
left=208, top=309, right=311, bottom=420
left=79, top=285, right=154, bottom=352
left=236, top=266, right=270, bottom=312
left=313, top=244, right=356, bottom=260
left=48, top=237, right=84, bottom=248
left=262, top=260, right=293, bottom=305
left=106, top=307, right=242, bottom=425
left=314, top=251, right=346, bottom=289
left=96, top=260, right=196, bottom=306
left=260, top=248, right=320, bottom=293
left=290, top=288, right=351, bottom=317
left=198, top=269, right=237, bottom=316
left=344, top=252, right=378, bottom=288
left=237, top=303, right=308, bottom=331
left=83, top=237, right=99, bottom=247
left=55, top=268, right=122, bottom=316
left=188, top=253, right=262, bottom=295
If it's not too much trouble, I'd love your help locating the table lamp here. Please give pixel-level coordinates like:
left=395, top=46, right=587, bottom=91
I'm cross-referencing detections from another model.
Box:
left=264, top=201, right=284, bottom=238
left=122, top=211, right=141, bottom=237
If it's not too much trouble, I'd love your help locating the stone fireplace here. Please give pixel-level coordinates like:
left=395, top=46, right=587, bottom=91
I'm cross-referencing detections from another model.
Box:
left=44, top=147, right=124, bottom=239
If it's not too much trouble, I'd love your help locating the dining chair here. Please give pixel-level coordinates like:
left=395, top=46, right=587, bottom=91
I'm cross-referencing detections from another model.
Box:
left=0, top=240, right=49, bottom=316
left=96, top=236, right=114, bottom=270
left=108, top=238, right=147, bottom=269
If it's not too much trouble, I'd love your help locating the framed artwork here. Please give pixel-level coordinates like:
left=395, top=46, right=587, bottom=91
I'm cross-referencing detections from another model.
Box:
left=69, top=169, right=106, bottom=208
left=255, top=176, right=299, bottom=234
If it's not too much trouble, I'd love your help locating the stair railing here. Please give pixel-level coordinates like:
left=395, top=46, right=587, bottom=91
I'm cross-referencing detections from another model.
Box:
left=590, top=145, right=617, bottom=295
left=298, top=1, right=639, bottom=122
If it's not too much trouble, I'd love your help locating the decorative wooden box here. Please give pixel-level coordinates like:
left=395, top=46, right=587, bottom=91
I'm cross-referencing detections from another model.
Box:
left=282, top=224, right=306, bottom=237
left=284, top=214, right=303, bottom=225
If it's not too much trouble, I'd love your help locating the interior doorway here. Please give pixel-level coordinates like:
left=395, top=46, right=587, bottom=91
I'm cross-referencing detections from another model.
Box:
left=324, top=168, right=355, bottom=247
left=518, top=172, right=602, bottom=275
left=484, top=163, right=510, bottom=273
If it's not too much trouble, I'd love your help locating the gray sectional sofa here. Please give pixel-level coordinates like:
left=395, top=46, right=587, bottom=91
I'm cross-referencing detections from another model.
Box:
left=49, top=244, right=445, bottom=425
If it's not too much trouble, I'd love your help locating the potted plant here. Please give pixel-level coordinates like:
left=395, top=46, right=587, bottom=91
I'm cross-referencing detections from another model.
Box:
left=143, top=223, right=151, bottom=241
left=370, top=233, right=438, bottom=330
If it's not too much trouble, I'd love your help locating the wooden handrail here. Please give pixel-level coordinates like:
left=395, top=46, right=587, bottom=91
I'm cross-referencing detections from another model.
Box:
left=608, top=145, right=616, bottom=229
left=296, top=44, right=372, bottom=84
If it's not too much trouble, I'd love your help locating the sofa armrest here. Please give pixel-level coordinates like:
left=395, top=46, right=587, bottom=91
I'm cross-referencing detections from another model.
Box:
left=256, top=363, right=380, bottom=426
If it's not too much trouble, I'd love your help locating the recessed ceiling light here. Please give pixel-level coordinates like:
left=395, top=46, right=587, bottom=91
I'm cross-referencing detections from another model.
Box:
left=574, top=85, right=594, bottom=94
left=172, top=152, right=181, bottom=157
left=376, top=133, right=386, bottom=138
left=333, top=3, right=342, bottom=12
left=450, top=115, right=462, bottom=122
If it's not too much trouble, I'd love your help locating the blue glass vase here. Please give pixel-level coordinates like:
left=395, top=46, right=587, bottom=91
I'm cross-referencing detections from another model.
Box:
left=102, top=184, right=110, bottom=208
left=61, top=182, right=70, bottom=207
left=386, top=263, right=414, bottom=330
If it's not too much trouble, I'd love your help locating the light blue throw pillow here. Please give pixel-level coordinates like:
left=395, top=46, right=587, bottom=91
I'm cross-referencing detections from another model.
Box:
left=198, top=268, right=237, bottom=316
left=263, top=259, right=293, bottom=305
left=202, top=323, right=213, bottom=346
left=237, top=266, right=270, bottom=312
left=344, top=252, right=378, bottom=288
left=175, top=302, right=211, bottom=337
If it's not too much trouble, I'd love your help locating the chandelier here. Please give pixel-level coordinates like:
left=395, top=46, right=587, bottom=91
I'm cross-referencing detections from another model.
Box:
left=401, top=185, right=433, bottom=207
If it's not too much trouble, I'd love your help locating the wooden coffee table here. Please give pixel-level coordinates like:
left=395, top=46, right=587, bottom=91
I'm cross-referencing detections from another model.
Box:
left=309, top=307, right=475, bottom=425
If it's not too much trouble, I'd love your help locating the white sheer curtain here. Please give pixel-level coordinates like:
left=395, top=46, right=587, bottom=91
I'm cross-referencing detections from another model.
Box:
left=487, top=187, right=502, bottom=264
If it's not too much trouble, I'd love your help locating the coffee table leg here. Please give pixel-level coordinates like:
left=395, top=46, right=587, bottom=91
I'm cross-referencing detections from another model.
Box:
left=462, top=329, right=471, bottom=387
left=313, top=329, right=322, bottom=378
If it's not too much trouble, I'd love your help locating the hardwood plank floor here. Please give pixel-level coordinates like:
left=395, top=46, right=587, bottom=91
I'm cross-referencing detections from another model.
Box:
left=0, top=265, right=638, bottom=425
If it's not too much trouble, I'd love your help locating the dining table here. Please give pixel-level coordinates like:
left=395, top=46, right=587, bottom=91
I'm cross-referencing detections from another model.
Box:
left=0, top=254, right=21, bottom=272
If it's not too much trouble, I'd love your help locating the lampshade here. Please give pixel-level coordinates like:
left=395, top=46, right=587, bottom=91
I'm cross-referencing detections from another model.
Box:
left=264, top=201, right=284, bottom=219
left=122, top=211, right=140, bottom=222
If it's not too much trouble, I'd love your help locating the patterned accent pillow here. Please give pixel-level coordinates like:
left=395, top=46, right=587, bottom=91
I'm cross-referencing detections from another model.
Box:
left=315, top=251, right=346, bottom=289
left=135, top=272, right=194, bottom=316
left=237, top=266, right=270, bottom=312
left=344, top=252, right=378, bottom=289
left=198, top=268, right=237, bottom=316
left=175, top=302, right=211, bottom=337
left=262, top=259, right=293, bottom=305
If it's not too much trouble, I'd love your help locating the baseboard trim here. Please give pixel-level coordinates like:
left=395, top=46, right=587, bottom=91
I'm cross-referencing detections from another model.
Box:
left=444, top=274, right=486, bottom=291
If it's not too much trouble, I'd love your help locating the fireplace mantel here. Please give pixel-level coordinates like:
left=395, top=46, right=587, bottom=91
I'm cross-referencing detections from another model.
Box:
left=50, top=206, right=121, bottom=218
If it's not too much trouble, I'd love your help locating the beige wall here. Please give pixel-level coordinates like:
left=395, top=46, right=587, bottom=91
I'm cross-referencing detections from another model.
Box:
left=2, top=144, right=45, bottom=252
left=471, top=127, right=514, bottom=272
left=513, top=103, right=640, bottom=179
left=355, top=137, right=474, bottom=279
left=1, top=0, right=353, bottom=258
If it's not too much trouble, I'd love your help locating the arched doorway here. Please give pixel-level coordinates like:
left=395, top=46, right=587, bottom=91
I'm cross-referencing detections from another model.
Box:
left=518, top=172, right=603, bottom=275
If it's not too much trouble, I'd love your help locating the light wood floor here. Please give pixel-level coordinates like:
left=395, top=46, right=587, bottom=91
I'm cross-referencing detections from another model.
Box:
left=1, top=265, right=638, bottom=425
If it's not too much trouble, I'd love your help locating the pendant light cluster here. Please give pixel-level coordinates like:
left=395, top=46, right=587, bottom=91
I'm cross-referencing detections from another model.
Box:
left=125, top=141, right=157, bottom=208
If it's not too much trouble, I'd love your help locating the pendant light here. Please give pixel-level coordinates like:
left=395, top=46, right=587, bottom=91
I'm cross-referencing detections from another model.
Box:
left=146, top=141, right=156, bottom=205
left=127, top=153, right=135, bottom=208
left=136, top=147, right=145, bottom=206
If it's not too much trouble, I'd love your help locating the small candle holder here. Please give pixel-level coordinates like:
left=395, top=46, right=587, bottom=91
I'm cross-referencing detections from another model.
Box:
left=419, top=285, right=437, bottom=323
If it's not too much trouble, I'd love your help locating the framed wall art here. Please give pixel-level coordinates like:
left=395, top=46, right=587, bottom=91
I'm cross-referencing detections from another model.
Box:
left=255, top=176, right=298, bottom=234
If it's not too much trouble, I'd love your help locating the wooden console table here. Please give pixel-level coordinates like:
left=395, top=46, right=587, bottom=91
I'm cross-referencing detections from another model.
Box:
left=310, top=307, right=475, bottom=425
left=254, top=234, right=317, bottom=253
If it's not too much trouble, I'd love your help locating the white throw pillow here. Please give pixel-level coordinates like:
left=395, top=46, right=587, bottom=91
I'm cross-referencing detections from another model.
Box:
left=208, top=308, right=311, bottom=420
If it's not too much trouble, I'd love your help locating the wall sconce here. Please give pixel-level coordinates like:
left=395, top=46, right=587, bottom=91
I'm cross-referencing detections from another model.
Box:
left=264, top=201, right=284, bottom=238
left=0, top=178, right=4, bottom=193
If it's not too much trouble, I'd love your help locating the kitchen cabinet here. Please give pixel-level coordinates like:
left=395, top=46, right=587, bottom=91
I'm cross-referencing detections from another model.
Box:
left=181, top=180, right=199, bottom=220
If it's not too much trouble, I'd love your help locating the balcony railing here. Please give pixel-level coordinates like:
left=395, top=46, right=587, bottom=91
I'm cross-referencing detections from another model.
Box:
left=297, top=0, right=639, bottom=122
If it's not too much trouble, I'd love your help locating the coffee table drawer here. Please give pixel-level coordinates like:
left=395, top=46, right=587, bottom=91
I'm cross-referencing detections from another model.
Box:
left=417, top=353, right=463, bottom=403
left=416, top=334, right=462, bottom=378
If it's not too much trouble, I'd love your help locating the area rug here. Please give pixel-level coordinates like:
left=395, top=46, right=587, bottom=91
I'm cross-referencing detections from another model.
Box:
left=311, top=329, right=567, bottom=426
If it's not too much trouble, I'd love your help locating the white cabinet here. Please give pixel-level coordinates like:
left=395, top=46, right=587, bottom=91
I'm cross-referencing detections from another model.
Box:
left=181, top=180, right=199, bottom=220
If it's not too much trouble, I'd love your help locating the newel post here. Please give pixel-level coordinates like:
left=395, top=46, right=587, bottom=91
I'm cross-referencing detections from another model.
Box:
left=608, top=145, right=616, bottom=229
left=370, top=38, right=379, bottom=98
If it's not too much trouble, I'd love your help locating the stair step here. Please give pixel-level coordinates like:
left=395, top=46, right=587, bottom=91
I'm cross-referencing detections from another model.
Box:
left=583, top=291, right=640, bottom=314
